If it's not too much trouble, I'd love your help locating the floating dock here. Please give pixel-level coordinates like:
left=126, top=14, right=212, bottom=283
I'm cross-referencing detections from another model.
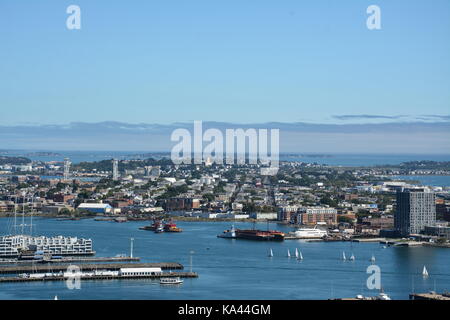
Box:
left=0, top=271, right=198, bottom=283
left=0, top=262, right=184, bottom=274
left=351, top=238, right=388, bottom=243
left=410, top=292, right=450, bottom=300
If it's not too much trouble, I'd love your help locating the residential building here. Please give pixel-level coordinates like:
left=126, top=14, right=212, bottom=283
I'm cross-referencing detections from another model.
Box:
left=395, top=188, right=436, bottom=236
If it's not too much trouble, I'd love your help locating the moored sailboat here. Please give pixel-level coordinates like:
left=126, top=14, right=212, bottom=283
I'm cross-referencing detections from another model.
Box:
left=422, top=266, right=429, bottom=278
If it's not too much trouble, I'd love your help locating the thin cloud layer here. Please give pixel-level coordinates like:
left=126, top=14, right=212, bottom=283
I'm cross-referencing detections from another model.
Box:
left=0, top=121, right=448, bottom=153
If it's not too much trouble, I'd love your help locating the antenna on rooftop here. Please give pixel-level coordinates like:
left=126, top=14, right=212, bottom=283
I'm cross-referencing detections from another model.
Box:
left=13, top=196, right=17, bottom=235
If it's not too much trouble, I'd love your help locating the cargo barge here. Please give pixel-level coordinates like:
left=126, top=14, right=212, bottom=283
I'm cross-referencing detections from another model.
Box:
left=218, top=226, right=284, bottom=241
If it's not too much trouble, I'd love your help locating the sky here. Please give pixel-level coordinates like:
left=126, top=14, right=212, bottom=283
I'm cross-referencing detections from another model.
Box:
left=0, top=0, right=449, bottom=126
left=0, top=1, right=449, bottom=153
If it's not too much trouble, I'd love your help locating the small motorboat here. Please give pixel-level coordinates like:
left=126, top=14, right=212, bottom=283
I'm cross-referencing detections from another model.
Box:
left=160, top=277, right=183, bottom=285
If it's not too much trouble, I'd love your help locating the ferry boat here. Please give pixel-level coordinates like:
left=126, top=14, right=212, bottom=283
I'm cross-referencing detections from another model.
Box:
left=160, top=277, right=183, bottom=285
left=0, top=235, right=95, bottom=258
left=217, top=225, right=236, bottom=238
left=292, top=226, right=328, bottom=239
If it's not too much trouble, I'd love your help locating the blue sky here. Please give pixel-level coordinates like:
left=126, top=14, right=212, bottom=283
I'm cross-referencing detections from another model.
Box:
left=1, top=0, right=449, bottom=126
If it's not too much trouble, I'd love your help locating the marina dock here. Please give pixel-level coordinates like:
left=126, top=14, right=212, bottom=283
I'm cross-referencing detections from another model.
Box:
left=0, top=262, right=184, bottom=274
left=0, top=256, right=140, bottom=265
left=410, top=292, right=450, bottom=300
left=0, top=271, right=198, bottom=283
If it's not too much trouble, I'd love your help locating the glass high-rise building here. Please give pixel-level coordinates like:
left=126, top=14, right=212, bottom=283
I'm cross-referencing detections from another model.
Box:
left=395, top=188, right=436, bottom=236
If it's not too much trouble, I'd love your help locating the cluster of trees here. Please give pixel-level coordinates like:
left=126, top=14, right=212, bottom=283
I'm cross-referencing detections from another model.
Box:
left=0, top=156, right=31, bottom=165
left=383, top=161, right=450, bottom=170
left=73, top=158, right=173, bottom=172
left=156, top=185, right=188, bottom=200
left=242, top=202, right=275, bottom=213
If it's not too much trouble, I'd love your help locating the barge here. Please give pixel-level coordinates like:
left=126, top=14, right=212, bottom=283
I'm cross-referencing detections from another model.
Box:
left=218, top=225, right=285, bottom=241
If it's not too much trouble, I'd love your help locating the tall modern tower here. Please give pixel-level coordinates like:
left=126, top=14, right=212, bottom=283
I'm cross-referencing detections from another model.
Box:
left=395, top=188, right=436, bottom=236
left=63, top=158, right=71, bottom=180
left=112, top=159, right=119, bottom=181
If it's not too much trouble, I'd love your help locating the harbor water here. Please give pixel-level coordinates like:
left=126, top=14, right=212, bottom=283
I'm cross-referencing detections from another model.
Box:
left=0, top=218, right=449, bottom=300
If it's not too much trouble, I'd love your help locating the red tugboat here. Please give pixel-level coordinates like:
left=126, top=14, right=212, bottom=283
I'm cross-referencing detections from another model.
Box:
left=139, top=220, right=182, bottom=233
left=164, top=222, right=183, bottom=233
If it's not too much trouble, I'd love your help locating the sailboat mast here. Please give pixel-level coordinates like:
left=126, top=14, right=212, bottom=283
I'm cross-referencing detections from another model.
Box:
left=21, top=193, right=25, bottom=235
left=13, top=196, right=17, bottom=235
left=30, top=194, right=33, bottom=235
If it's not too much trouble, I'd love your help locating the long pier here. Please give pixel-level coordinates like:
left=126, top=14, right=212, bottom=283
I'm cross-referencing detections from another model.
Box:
left=0, top=272, right=198, bottom=283
left=0, top=262, right=184, bottom=274
left=0, top=256, right=140, bottom=265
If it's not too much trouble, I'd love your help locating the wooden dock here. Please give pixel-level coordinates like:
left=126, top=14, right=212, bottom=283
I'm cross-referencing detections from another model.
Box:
left=0, top=262, right=184, bottom=274
left=0, top=272, right=198, bottom=283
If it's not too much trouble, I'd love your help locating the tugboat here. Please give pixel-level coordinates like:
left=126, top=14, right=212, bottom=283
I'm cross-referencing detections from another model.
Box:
left=140, top=220, right=182, bottom=233
left=164, top=222, right=183, bottom=233
left=139, top=220, right=163, bottom=231
left=217, top=225, right=236, bottom=238
left=155, top=224, right=165, bottom=233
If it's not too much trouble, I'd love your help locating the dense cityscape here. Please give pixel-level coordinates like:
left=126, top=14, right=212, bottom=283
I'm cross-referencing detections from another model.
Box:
left=1, top=0, right=449, bottom=308
left=1, top=155, right=449, bottom=244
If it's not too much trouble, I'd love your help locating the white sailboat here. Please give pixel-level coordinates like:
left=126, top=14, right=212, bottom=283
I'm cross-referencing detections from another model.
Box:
left=350, top=253, right=355, bottom=261
left=268, top=248, right=273, bottom=257
left=370, top=254, right=376, bottom=263
left=422, top=266, right=429, bottom=278
left=287, top=249, right=291, bottom=258
left=54, top=295, right=58, bottom=300
left=295, top=248, right=299, bottom=259
left=342, top=251, right=346, bottom=261
left=298, top=251, right=303, bottom=260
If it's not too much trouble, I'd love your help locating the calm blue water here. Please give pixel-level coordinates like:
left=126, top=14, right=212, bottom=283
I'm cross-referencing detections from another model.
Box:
left=0, top=218, right=449, bottom=300
left=3, top=150, right=450, bottom=166
left=280, top=154, right=450, bottom=167
left=393, top=175, right=450, bottom=187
